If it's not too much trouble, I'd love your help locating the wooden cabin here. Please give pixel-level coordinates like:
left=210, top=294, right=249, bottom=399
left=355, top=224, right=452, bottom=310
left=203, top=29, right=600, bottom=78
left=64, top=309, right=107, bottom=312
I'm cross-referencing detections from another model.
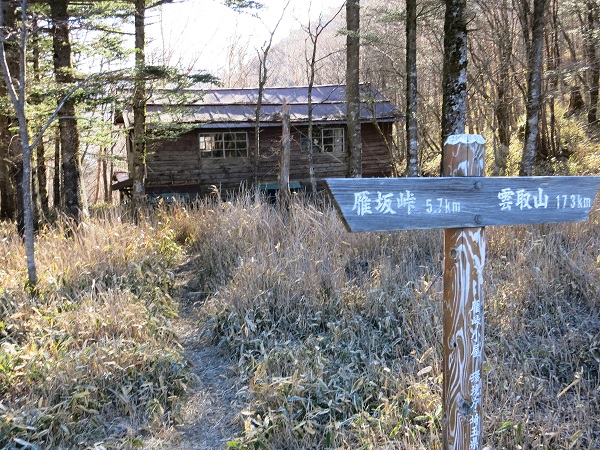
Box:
left=113, top=84, right=400, bottom=199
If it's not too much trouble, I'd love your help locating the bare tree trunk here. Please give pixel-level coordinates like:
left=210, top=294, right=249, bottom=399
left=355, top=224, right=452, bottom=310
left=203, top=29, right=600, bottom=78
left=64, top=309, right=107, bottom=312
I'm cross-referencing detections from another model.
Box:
left=490, top=0, right=512, bottom=175
left=406, top=0, right=418, bottom=177
left=0, top=0, right=37, bottom=286
left=51, top=0, right=84, bottom=222
left=53, top=130, right=60, bottom=209
left=519, top=0, right=547, bottom=176
left=254, top=39, right=270, bottom=186
left=305, top=18, right=320, bottom=195
left=539, top=93, right=550, bottom=160
left=279, top=98, right=291, bottom=211
left=31, top=152, right=40, bottom=227
left=35, top=136, right=48, bottom=220
left=14, top=157, right=24, bottom=235
left=587, top=0, right=599, bottom=125
left=132, top=0, right=147, bottom=204
left=94, top=150, right=102, bottom=203
left=254, top=2, right=289, bottom=187
left=255, top=55, right=265, bottom=185
left=441, top=0, right=468, bottom=164
left=560, top=15, right=586, bottom=116
left=567, top=86, right=585, bottom=115
left=0, top=105, right=17, bottom=222
left=306, top=85, right=317, bottom=195
left=306, top=15, right=318, bottom=196
left=545, top=2, right=561, bottom=159
left=346, top=0, right=362, bottom=178
left=32, top=22, right=48, bottom=221
left=103, top=146, right=110, bottom=203
left=0, top=114, right=15, bottom=219
left=303, top=4, right=342, bottom=193
left=0, top=1, right=17, bottom=221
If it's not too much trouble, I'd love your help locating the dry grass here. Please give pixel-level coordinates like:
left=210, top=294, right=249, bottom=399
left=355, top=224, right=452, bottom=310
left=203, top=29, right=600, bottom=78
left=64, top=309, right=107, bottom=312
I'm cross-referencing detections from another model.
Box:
left=1, top=193, right=598, bottom=449
left=0, top=207, right=188, bottom=449
left=184, top=193, right=599, bottom=449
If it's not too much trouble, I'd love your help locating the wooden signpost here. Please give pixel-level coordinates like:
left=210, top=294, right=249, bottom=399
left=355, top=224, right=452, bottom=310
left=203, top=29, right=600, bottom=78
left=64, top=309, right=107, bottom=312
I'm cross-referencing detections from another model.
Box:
left=325, top=134, right=600, bottom=450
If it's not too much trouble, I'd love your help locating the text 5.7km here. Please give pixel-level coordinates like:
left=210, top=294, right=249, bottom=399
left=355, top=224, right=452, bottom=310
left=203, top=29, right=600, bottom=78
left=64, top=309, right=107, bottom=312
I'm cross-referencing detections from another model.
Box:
left=325, top=176, right=600, bottom=232
left=351, top=187, right=592, bottom=217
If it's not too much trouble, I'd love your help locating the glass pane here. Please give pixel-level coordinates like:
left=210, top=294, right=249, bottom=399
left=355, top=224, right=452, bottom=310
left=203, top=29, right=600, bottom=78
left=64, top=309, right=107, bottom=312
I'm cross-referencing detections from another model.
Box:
left=301, top=136, right=308, bottom=152
left=321, top=128, right=344, bottom=153
left=199, top=134, right=215, bottom=150
left=199, top=131, right=247, bottom=158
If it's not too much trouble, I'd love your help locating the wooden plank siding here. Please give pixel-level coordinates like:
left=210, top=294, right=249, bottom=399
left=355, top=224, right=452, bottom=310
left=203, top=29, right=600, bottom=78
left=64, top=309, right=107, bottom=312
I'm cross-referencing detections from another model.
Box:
left=144, top=122, right=394, bottom=196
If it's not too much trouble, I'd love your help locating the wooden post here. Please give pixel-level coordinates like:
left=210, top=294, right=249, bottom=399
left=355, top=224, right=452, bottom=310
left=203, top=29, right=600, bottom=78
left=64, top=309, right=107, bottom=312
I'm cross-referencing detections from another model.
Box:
left=442, top=134, right=486, bottom=450
left=279, top=98, right=291, bottom=210
left=324, top=147, right=600, bottom=448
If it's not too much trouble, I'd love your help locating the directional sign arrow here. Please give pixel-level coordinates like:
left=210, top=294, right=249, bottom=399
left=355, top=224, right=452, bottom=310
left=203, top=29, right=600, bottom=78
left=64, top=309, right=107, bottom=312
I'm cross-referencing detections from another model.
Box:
left=325, top=176, right=600, bottom=232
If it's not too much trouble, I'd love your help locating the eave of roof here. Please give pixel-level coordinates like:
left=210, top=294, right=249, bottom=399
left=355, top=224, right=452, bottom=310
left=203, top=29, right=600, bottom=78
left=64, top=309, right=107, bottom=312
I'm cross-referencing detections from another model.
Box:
left=126, top=84, right=402, bottom=126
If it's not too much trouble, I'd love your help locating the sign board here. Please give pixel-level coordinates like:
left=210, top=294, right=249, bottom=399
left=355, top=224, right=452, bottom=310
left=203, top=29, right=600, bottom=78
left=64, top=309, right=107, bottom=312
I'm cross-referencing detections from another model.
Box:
left=325, top=176, right=600, bottom=232
left=326, top=156, right=600, bottom=450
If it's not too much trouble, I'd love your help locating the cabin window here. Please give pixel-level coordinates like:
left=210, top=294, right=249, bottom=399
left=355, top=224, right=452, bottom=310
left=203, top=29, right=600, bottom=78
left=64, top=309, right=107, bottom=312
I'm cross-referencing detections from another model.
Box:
left=199, top=131, right=248, bottom=158
left=301, top=127, right=345, bottom=153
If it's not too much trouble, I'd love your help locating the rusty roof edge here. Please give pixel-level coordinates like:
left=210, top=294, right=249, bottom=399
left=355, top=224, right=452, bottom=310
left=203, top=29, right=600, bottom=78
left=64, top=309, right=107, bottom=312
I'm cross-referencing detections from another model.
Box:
left=147, top=83, right=389, bottom=106
left=126, top=84, right=402, bottom=124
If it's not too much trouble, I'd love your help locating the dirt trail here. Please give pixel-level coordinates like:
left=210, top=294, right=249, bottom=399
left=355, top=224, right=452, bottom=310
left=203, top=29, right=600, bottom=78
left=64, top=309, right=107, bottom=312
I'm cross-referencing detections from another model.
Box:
left=143, top=261, right=245, bottom=449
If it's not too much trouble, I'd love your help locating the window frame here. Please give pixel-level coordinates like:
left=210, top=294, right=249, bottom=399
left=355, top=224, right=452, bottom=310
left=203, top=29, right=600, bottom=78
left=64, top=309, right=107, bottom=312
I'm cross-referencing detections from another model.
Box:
left=300, top=127, right=346, bottom=154
left=199, top=131, right=249, bottom=159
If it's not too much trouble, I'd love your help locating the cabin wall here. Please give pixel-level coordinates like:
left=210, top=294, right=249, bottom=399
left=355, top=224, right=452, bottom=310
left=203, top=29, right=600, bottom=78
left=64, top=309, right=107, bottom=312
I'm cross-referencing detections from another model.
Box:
left=144, top=123, right=394, bottom=196
left=362, top=122, right=394, bottom=177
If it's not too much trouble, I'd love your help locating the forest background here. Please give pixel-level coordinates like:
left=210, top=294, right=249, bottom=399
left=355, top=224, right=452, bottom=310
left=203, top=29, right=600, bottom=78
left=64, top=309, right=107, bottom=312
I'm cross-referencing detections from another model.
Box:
left=1, top=0, right=600, bottom=226
left=0, top=0, right=599, bottom=449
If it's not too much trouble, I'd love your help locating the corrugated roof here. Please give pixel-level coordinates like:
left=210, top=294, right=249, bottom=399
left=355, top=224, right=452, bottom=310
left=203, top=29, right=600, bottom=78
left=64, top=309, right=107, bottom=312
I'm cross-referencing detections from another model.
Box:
left=136, top=84, right=401, bottom=127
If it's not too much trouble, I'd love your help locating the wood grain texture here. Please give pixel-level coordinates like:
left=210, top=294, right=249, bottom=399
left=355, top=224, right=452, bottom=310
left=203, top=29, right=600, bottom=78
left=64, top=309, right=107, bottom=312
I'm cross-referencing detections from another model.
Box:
left=279, top=100, right=291, bottom=207
left=443, top=227, right=485, bottom=449
left=324, top=176, right=600, bottom=232
left=143, top=123, right=393, bottom=195
left=324, top=135, right=600, bottom=449
left=442, top=136, right=485, bottom=450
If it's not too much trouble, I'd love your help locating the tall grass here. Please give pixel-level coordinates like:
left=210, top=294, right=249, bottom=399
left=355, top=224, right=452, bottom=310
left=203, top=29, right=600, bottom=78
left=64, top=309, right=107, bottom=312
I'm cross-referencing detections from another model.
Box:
left=1, top=193, right=598, bottom=449
left=181, top=193, right=599, bottom=449
left=0, top=208, right=188, bottom=449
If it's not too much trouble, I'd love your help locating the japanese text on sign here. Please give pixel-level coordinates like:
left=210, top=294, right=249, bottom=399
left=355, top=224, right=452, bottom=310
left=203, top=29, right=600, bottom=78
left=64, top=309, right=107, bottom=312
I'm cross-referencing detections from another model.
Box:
left=351, top=187, right=594, bottom=217
left=353, top=190, right=459, bottom=216
left=498, top=187, right=593, bottom=211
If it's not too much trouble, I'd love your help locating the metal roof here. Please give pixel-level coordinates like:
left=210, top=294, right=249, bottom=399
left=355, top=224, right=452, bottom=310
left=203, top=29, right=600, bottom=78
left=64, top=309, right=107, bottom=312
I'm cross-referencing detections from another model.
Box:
left=135, top=84, right=401, bottom=128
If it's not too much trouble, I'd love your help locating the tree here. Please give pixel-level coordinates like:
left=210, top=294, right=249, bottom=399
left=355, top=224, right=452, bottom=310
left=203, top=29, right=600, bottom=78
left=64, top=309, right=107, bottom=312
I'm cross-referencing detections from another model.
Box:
left=72, top=0, right=178, bottom=208
left=131, top=0, right=146, bottom=203
left=493, top=0, right=516, bottom=175
left=544, top=0, right=561, bottom=158
left=31, top=18, right=49, bottom=221
left=586, top=0, right=599, bottom=125
left=279, top=98, right=291, bottom=209
left=254, top=1, right=288, bottom=184
left=0, top=0, right=37, bottom=285
left=0, top=0, right=18, bottom=221
left=51, top=0, right=85, bottom=222
left=406, top=0, right=418, bottom=176
left=346, top=0, right=362, bottom=178
left=126, top=0, right=174, bottom=205
left=519, top=0, right=547, bottom=176
left=224, top=0, right=262, bottom=10
left=468, top=0, right=516, bottom=175
left=0, top=0, right=125, bottom=284
left=304, top=2, right=343, bottom=195
left=441, top=0, right=468, bottom=162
